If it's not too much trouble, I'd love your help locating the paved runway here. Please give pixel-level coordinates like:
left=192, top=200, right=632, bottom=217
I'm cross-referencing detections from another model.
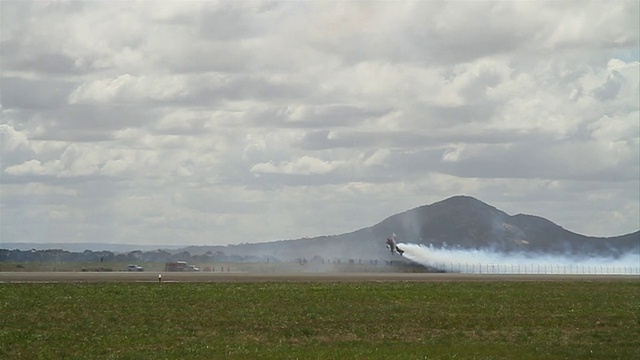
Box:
left=1, top=271, right=638, bottom=283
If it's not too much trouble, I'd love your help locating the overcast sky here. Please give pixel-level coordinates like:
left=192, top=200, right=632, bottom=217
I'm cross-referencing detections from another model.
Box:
left=1, top=1, right=638, bottom=246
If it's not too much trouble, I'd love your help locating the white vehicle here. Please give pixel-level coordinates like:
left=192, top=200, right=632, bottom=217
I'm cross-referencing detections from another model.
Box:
left=165, top=261, right=199, bottom=272
left=127, top=264, right=144, bottom=271
left=187, top=265, right=200, bottom=272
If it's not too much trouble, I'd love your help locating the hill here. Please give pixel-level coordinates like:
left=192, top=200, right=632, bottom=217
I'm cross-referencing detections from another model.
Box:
left=184, top=196, right=639, bottom=260
left=5, top=196, right=638, bottom=262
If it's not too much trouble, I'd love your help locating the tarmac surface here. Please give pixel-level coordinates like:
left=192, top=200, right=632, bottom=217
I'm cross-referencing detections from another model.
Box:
left=1, top=271, right=638, bottom=283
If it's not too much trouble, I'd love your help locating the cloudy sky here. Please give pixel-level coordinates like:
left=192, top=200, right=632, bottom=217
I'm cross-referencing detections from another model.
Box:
left=1, top=1, right=638, bottom=247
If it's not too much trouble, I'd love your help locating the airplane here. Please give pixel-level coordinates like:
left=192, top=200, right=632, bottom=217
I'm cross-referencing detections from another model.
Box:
left=385, top=233, right=404, bottom=255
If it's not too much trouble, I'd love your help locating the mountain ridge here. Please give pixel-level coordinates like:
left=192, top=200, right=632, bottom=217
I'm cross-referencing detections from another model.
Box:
left=182, top=195, right=639, bottom=260
left=4, top=196, right=638, bottom=260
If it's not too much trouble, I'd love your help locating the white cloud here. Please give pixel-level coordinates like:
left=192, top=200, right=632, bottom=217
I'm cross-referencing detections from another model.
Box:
left=5, top=159, right=51, bottom=176
left=363, top=149, right=390, bottom=167
left=589, top=112, right=640, bottom=142
left=68, top=74, right=191, bottom=104
left=251, top=156, right=345, bottom=175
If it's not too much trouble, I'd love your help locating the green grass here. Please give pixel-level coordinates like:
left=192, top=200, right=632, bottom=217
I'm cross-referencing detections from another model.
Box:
left=1, top=281, right=638, bottom=359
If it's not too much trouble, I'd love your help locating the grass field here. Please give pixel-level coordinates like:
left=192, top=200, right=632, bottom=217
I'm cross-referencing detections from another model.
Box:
left=1, top=281, right=638, bottom=359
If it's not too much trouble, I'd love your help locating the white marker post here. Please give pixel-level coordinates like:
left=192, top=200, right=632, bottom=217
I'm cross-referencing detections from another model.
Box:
left=158, top=274, right=162, bottom=283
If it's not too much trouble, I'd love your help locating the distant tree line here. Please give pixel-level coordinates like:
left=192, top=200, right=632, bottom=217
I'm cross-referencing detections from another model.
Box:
left=0, top=249, right=274, bottom=263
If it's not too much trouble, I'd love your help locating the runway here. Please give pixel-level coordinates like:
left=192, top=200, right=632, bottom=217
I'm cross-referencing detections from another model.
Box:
left=1, top=271, right=638, bottom=283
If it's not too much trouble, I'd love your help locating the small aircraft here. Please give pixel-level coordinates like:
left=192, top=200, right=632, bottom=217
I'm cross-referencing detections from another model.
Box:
left=385, top=233, right=404, bottom=255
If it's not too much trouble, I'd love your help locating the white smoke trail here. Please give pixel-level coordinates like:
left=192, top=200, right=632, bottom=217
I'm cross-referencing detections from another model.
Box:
left=398, top=243, right=640, bottom=275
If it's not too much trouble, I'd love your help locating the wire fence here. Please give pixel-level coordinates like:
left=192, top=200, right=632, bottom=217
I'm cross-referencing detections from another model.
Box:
left=427, top=262, right=640, bottom=275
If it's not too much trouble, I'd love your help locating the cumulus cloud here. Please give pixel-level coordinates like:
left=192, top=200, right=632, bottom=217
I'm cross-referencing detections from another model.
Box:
left=251, top=156, right=346, bottom=175
left=1, top=1, right=638, bottom=245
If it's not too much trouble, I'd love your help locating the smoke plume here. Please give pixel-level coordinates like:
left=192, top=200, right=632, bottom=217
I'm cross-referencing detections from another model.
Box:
left=398, top=243, right=639, bottom=275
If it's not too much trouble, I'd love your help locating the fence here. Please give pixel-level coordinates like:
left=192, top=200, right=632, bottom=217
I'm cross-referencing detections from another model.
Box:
left=427, top=262, right=640, bottom=275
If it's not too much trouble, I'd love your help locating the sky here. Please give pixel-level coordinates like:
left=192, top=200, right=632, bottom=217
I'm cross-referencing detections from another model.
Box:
left=1, top=1, right=639, bottom=247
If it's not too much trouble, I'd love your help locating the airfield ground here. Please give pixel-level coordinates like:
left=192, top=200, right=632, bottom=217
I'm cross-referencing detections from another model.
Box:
left=2, top=271, right=638, bottom=359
